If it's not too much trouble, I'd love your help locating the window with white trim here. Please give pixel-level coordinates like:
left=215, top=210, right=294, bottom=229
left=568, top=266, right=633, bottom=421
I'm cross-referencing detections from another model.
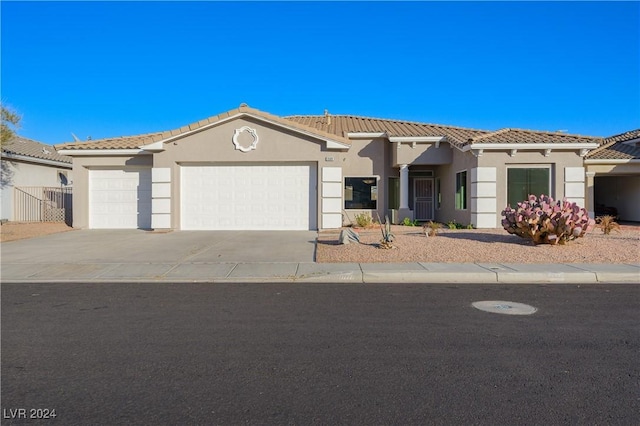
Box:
left=345, top=177, right=377, bottom=209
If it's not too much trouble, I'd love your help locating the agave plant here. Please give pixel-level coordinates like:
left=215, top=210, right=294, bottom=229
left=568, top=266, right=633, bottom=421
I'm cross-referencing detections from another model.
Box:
left=375, top=213, right=395, bottom=249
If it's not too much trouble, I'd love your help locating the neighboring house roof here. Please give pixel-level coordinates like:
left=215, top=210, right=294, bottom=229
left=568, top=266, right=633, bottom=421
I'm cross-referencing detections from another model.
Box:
left=55, top=104, right=352, bottom=151
left=2, top=136, right=72, bottom=165
left=586, top=129, right=640, bottom=160
left=466, top=128, right=602, bottom=146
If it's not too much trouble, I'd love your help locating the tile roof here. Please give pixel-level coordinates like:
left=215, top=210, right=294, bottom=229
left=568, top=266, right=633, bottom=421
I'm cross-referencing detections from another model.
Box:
left=586, top=128, right=640, bottom=160
left=2, top=136, right=72, bottom=164
left=53, top=104, right=603, bottom=152
left=54, top=104, right=352, bottom=151
left=467, top=128, right=602, bottom=146
left=284, top=114, right=489, bottom=147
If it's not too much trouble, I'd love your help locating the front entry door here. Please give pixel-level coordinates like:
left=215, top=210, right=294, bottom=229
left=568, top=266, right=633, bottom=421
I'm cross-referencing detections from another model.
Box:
left=414, top=178, right=434, bottom=221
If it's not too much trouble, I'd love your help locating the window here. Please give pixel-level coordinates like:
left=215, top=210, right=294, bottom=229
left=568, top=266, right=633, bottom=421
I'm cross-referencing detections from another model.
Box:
left=345, top=177, right=377, bottom=209
left=455, top=171, right=467, bottom=210
left=387, top=177, right=399, bottom=210
left=435, top=178, right=441, bottom=210
left=507, top=167, right=550, bottom=207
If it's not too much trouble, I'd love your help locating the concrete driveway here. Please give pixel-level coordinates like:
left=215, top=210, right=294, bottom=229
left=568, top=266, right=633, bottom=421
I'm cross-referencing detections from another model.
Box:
left=1, top=230, right=318, bottom=264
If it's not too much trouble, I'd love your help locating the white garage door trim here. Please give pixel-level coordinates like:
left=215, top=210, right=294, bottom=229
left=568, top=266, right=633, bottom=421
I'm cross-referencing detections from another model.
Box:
left=89, top=168, right=152, bottom=229
left=180, top=163, right=317, bottom=230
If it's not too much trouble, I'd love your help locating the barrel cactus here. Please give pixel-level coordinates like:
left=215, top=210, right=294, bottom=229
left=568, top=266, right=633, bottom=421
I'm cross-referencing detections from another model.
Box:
left=501, top=195, right=595, bottom=245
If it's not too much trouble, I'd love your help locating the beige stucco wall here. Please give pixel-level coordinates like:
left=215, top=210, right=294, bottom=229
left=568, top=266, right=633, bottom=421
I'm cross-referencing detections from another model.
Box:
left=478, top=150, right=585, bottom=226
left=70, top=155, right=152, bottom=228
left=433, top=148, right=479, bottom=226
left=393, top=142, right=453, bottom=167
left=152, top=116, right=382, bottom=229
left=1, top=159, right=72, bottom=221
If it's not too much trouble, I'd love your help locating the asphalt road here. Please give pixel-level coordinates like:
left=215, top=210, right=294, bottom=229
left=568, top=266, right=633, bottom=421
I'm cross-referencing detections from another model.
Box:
left=2, top=283, right=638, bottom=425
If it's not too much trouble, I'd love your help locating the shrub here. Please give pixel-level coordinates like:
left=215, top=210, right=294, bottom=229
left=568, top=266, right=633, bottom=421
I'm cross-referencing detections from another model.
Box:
left=596, top=215, right=621, bottom=235
left=501, top=194, right=595, bottom=245
left=423, top=221, right=442, bottom=237
left=402, top=217, right=420, bottom=226
left=354, top=212, right=373, bottom=228
left=447, top=220, right=464, bottom=229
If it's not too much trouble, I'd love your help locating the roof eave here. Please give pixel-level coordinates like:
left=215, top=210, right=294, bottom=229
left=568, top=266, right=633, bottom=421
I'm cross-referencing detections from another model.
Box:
left=143, top=111, right=351, bottom=150
left=56, top=149, right=151, bottom=156
left=1, top=152, right=72, bottom=168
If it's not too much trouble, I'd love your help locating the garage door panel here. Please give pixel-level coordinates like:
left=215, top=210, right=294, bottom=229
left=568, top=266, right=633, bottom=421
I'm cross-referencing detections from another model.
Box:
left=181, top=164, right=315, bottom=230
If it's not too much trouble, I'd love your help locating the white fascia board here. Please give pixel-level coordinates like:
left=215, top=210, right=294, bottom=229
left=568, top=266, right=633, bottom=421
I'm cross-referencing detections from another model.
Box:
left=464, top=142, right=600, bottom=151
left=151, top=112, right=351, bottom=149
left=388, top=136, right=445, bottom=143
left=139, top=140, right=165, bottom=152
left=584, top=159, right=640, bottom=164
left=56, top=149, right=150, bottom=156
left=326, top=140, right=350, bottom=150
left=1, top=153, right=72, bottom=168
left=347, top=132, right=387, bottom=139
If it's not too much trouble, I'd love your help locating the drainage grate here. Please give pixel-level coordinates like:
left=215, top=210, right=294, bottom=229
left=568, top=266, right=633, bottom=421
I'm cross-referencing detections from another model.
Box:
left=472, top=300, right=537, bottom=315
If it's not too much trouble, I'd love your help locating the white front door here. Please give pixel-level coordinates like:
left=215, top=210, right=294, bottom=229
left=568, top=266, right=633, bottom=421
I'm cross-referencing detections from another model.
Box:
left=413, top=178, right=434, bottom=221
left=89, top=169, right=152, bottom=229
left=180, top=164, right=316, bottom=230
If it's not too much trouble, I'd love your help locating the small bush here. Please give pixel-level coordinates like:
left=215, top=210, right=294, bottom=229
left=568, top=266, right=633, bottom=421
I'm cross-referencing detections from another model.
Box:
left=596, top=215, right=621, bottom=235
left=501, top=194, right=595, bottom=245
left=354, top=212, right=373, bottom=228
left=447, top=220, right=464, bottom=230
left=402, top=217, right=419, bottom=226
left=423, top=221, right=442, bottom=237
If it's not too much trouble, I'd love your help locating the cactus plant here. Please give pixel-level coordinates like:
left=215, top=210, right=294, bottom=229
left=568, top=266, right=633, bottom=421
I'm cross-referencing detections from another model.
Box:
left=501, top=194, right=595, bottom=245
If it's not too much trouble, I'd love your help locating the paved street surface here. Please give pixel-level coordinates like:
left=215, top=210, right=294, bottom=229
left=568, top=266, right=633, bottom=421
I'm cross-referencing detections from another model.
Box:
left=2, top=283, right=638, bottom=425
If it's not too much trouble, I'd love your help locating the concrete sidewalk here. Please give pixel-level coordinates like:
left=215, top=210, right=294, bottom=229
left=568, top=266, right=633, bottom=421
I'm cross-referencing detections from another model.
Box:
left=1, top=260, right=638, bottom=284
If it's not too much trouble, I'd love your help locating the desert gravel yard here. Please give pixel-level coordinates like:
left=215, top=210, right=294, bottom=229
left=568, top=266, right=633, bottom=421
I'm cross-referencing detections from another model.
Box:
left=316, top=225, right=640, bottom=264
left=0, top=222, right=74, bottom=243
left=2, top=221, right=638, bottom=265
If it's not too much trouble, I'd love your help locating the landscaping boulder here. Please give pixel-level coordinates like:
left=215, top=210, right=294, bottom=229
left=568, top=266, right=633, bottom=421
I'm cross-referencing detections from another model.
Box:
left=338, top=228, right=360, bottom=245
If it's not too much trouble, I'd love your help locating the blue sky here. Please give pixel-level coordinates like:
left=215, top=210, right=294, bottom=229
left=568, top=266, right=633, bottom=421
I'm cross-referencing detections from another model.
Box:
left=1, top=1, right=638, bottom=144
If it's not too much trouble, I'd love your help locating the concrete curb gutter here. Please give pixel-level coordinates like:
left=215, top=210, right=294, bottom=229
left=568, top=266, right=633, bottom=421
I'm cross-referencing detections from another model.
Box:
left=1, top=262, right=637, bottom=284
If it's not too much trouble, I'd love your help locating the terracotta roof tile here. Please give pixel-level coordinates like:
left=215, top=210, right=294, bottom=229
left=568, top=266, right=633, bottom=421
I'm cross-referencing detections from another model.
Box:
left=284, top=114, right=489, bottom=147
left=467, top=128, right=601, bottom=146
left=54, top=104, right=352, bottom=151
left=586, top=128, right=640, bottom=160
left=2, top=136, right=72, bottom=164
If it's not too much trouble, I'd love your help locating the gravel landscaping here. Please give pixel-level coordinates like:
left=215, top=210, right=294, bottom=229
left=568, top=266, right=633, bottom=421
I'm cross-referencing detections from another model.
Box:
left=2, top=221, right=638, bottom=265
left=316, top=224, right=640, bottom=264
left=0, top=222, right=74, bottom=243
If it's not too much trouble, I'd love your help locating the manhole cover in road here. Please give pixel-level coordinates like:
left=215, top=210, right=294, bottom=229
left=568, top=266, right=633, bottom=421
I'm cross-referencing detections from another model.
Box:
left=472, top=300, right=537, bottom=315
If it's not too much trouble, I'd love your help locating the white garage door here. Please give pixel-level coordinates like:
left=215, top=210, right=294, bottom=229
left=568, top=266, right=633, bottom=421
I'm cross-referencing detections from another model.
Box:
left=89, top=169, right=152, bottom=229
left=181, top=164, right=316, bottom=230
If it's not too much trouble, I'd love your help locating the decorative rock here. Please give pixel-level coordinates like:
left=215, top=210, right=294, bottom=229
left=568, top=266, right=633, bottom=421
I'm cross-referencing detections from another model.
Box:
left=338, top=228, right=360, bottom=245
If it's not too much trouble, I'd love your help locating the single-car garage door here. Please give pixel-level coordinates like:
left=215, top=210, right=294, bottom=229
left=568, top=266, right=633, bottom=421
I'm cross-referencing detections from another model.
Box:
left=181, top=164, right=316, bottom=230
left=89, top=169, right=152, bottom=229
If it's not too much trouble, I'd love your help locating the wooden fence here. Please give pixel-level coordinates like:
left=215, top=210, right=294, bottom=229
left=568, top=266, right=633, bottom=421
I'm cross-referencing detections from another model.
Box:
left=13, top=186, right=72, bottom=225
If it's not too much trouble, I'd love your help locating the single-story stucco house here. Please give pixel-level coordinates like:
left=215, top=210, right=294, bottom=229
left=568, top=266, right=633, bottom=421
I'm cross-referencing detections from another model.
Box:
left=54, top=104, right=639, bottom=230
left=2, top=136, right=72, bottom=222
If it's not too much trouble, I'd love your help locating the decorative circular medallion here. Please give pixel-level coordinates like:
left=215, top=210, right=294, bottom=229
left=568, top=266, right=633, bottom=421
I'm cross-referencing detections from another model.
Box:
left=232, top=126, right=259, bottom=152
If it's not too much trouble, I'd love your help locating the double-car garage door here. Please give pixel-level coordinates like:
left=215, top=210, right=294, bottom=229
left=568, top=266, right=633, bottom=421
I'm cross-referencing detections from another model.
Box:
left=88, top=165, right=316, bottom=230
left=181, top=164, right=315, bottom=230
